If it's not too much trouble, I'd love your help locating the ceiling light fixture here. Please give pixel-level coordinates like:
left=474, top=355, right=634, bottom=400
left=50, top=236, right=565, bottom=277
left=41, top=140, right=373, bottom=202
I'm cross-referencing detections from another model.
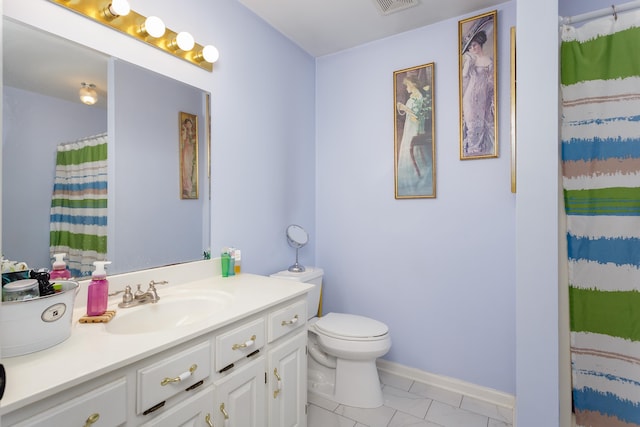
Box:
left=79, top=82, right=98, bottom=105
left=48, top=0, right=217, bottom=72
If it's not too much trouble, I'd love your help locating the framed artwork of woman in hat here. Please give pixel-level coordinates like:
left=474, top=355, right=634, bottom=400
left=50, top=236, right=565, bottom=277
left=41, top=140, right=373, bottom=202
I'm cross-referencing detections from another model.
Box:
left=458, top=10, right=498, bottom=160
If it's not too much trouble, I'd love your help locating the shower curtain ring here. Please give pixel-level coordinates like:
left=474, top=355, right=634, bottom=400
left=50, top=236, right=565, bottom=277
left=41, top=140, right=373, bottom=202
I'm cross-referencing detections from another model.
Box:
left=611, top=5, right=617, bottom=20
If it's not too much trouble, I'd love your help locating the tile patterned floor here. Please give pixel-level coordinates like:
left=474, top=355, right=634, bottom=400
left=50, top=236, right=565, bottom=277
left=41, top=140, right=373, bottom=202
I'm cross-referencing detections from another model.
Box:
left=308, top=370, right=513, bottom=427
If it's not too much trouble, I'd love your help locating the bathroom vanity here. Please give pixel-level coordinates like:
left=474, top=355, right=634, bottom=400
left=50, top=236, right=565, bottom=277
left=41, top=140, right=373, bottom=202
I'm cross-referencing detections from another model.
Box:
left=0, top=260, right=311, bottom=426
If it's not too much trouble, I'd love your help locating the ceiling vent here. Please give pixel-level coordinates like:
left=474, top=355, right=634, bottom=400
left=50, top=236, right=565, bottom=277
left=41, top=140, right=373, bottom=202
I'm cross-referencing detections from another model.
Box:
left=373, top=0, right=419, bottom=16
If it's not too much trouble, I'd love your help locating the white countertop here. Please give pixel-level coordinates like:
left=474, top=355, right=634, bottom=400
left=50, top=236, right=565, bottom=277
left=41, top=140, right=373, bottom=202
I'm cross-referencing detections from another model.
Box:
left=0, top=261, right=311, bottom=415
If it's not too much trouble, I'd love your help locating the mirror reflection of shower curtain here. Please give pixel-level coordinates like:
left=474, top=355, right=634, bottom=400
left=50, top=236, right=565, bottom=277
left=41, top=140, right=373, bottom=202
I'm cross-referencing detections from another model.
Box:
left=50, top=133, right=108, bottom=277
left=561, top=11, right=640, bottom=427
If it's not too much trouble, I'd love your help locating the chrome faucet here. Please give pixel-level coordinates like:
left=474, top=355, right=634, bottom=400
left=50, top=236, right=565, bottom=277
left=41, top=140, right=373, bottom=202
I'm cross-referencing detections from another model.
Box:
left=114, top=280, right=168, bottom=308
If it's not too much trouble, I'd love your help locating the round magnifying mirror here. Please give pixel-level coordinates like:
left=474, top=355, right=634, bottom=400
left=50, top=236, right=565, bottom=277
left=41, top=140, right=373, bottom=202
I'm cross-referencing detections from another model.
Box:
left=286, top=224, right=309, bottom=248
left=286, top=224, right=308, bottom=272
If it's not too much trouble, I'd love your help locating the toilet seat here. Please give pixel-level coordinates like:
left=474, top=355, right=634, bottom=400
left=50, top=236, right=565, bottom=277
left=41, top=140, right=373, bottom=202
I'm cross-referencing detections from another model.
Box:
left=314, top=313, right=388, bottom=341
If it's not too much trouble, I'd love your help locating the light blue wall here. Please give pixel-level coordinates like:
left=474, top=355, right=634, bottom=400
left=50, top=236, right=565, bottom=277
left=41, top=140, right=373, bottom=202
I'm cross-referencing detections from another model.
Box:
left=316, top=2, right=516, bottom=394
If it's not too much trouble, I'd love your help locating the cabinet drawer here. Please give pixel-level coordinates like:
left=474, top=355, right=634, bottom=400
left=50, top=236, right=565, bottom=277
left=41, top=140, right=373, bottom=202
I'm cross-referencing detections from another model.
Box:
left=13, top=378, right=126, bottom=426
left=268, top=300, right=307, bottom=343
left=216, top=318, right=265, bottom=371
left=137, top=341, right=211, bottom=414
left=139, top=385, right=214, bottom=427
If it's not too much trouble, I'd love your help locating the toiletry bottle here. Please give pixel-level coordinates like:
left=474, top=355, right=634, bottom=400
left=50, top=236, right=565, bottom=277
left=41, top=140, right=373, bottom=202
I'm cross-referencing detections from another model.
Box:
left=234, top=249, right=241, bottom=274
left=221, top=249, right=231, bottom=277
left=228, top=248, right=235, bottom=276
left=49, top=253, right=71, bottom=280
left=87, top=261, right=111, bottom=316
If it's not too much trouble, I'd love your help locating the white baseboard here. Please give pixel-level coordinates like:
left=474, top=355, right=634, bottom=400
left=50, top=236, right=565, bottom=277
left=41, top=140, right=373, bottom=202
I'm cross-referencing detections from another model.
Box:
left=376, top=359, right=515, bottom=410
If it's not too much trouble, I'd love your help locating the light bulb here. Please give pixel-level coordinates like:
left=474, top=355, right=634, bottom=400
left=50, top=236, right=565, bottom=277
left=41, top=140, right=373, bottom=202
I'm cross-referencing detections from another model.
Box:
left=176, top=32, right=195, bottom=51
left=142, top=16, right=165, bottom=38
left=79, top=83, right=97, bottom=105
left=108, top=0, right=130, bottom=17
left=200, top=45, right=219, bottom=63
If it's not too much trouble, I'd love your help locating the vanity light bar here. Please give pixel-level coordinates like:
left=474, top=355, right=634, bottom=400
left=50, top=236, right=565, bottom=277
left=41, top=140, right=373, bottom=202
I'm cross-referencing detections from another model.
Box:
left=48, top=0, right=215, bottom=72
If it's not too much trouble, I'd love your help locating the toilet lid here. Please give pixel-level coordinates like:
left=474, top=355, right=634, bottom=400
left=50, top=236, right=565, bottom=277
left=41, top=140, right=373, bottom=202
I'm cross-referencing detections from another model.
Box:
left=314, top=313, right=388, bottom=338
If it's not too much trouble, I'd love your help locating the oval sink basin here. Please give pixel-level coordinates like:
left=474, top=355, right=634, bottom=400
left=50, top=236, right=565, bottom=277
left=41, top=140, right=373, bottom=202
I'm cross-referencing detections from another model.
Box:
left=105, top=291, right=233, bottom=335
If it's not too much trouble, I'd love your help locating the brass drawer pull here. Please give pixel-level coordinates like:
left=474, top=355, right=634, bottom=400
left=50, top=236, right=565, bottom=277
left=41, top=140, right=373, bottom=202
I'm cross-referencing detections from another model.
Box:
left=273, top=368, right=282, bottom=398
left=220, top=402, right=230, bottom=419
left=83, top=413, right=100, bottom=427
left=160, top=364, right=197, bottom=386
left=205, top=413, right=214, bottom=426
left=281, top=315, right=299, bottom=326
left=231, top=335, right=256, bottom=350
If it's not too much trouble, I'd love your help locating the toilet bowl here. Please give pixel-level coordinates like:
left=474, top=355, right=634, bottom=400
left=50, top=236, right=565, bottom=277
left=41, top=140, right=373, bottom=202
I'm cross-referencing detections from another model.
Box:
left=270, top=267, right=391, bottom=408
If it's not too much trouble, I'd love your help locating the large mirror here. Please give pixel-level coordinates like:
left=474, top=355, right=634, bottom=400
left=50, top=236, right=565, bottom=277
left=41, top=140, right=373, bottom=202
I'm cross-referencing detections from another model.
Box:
left=2, top=18, right=211, bottom=276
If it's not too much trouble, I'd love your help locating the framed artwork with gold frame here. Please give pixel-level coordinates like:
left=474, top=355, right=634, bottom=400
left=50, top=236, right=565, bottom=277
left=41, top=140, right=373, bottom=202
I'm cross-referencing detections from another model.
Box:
left=510, top=26, right=517, bottom=193
left=393, top=62, right=436, bottom=199
left=179, top=111, right=199, bottom=199
left=458, top=10, right=498, bottom=160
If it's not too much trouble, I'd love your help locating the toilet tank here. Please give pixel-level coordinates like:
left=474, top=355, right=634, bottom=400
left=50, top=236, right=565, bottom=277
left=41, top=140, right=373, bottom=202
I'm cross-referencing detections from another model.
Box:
left=270, top=267, right=323, bottom=320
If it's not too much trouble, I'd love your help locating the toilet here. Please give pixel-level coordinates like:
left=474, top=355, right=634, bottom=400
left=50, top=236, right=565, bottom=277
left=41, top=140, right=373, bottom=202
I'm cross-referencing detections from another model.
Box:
left=270, top=267, right=391, bottom=408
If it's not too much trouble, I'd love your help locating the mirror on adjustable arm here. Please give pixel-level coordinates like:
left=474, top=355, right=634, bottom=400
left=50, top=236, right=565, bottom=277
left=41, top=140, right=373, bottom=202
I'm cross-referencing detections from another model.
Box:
left=2, top=18, right=211, bottom=277
left=286, top=224, right=309, bottom=273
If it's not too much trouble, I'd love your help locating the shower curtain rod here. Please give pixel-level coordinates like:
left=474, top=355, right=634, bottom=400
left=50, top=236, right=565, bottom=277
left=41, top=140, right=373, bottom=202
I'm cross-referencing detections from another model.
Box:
left=560, top=0, right=640, bottom=25
left=58, top=132, right=107, bottom=147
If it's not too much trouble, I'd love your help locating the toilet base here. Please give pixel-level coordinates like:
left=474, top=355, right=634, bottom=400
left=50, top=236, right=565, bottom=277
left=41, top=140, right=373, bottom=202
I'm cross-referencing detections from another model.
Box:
left=334, top=358, right=384, bottom=408
left=308, top=355, right=384, bottom=408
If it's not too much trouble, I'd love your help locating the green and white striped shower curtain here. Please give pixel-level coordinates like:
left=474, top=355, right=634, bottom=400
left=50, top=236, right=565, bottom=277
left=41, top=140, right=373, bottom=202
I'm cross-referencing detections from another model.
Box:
left=50, top=133, right=108, bottom=277
left=561, top=10, right=640, bottom=427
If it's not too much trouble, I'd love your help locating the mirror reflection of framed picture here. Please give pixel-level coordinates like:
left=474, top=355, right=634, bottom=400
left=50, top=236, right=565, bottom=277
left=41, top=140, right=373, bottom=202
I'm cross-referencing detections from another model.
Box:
left=393, top=62, right=436, bottom=199
left=179, top=111, right=199, bottom=199
left=459, top=10, right=498, bottom=160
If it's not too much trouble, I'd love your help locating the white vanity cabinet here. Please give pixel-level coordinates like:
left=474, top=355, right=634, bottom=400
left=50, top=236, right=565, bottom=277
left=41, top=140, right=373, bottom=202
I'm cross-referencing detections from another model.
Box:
left=211, top=298, right=308, bottom=427
left=1, top=275, right=311, bottom=427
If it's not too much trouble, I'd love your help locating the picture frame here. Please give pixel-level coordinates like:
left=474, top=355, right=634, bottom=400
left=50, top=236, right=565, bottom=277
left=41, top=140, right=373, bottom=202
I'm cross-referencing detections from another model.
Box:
left=393, top=62, right=436, bottom=199
left=458, top=10, right=498, bottom=160
left=179, top=111, right=199, bottom=199
left=510, top=26, right=517, bottom=193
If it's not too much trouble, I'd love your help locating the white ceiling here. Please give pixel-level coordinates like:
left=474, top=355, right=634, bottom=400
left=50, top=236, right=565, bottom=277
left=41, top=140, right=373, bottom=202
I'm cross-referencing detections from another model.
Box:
left=3, top=19, right=109, bottom=108
left=237, top=0, right=507, bottom=57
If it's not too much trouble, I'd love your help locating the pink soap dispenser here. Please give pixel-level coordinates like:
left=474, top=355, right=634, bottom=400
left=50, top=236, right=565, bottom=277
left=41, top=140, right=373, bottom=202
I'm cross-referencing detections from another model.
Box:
left=87, top=261, right=111, bottom=316
left=49, top=253, right=72, bottom=280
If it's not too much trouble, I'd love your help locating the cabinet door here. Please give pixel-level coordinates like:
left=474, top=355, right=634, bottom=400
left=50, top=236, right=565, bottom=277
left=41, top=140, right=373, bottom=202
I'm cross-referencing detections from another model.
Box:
left=139, top=385, right=214, bottom=427
left=268, top=332, right=307, bottom=427
left=214, top=357, right=266, bottom=427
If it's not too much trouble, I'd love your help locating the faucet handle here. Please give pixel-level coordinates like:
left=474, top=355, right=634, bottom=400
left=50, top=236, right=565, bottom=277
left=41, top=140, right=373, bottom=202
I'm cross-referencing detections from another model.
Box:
left=122, top=285, right=134, bottom=304
left=149, top=280, right=168, bottom=288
